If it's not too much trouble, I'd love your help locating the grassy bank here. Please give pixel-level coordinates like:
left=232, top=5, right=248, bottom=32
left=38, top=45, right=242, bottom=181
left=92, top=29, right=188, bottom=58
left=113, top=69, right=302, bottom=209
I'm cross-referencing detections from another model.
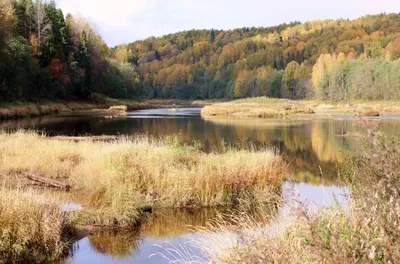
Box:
left=0, top=95, right=196, bottom=120
left=201, top=97, right=400, bottom=119
left=0, top=100, right=98, bottom=120
left=184, top=133, right=400, bottom=263
left=308, top=100, right=400, bottom=116
left=0, top=188, right=76, bottom=263
left=201, top=98, right=315, bottom=118
left=0, top=131, right=284, bottom=228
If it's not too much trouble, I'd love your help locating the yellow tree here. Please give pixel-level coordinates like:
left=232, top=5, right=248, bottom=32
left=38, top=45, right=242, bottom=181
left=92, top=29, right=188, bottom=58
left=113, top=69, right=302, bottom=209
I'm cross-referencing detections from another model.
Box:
left=282, top=61, right=300, bottom=98
left=114, top=44, right=132, bottom=63
left=0, top=0, right=13, bottom=50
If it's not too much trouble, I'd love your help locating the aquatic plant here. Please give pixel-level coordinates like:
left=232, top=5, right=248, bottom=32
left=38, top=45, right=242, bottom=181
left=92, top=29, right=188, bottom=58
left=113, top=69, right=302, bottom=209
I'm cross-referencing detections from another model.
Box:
left=0, top=188, right=75, bottom=263
left=169, top=132, right=400, bottom=263
left=0, top=131, right=285, bottom=227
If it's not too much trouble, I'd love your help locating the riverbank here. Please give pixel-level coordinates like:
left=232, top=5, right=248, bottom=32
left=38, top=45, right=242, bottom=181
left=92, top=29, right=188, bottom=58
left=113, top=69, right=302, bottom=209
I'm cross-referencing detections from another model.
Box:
left=183, top=133, right=400, bottom=263
left=0, top=95, right=198, bottom=120
left=201, top=97, right=400, bottom=119
left=0, top=131, right=285, bottom=262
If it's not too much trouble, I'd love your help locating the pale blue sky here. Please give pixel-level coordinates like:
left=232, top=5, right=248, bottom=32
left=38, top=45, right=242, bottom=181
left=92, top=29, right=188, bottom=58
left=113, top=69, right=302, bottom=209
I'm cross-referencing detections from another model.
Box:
left=56, top=0, right=400, bottom=47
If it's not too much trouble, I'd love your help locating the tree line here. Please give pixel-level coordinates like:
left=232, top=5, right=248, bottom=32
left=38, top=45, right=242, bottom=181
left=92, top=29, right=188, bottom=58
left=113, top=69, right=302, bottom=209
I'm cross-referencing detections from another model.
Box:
left=0, top=0, right=139, bottom=101
left=125, top=13, right=400, bottom=100
left=1, top=0, right=400, bottom=102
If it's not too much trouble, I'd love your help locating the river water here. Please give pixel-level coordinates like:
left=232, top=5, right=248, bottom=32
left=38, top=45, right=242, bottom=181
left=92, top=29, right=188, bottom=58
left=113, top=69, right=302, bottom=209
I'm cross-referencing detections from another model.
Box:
left=2, top=107, right=400, bottom=263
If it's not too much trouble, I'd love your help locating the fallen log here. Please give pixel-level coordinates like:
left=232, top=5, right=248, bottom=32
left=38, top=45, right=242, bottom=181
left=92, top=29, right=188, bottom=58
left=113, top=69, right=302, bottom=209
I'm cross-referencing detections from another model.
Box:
left=50, top=135, right=118, bottom=141
left=23, top=173, right=71, bottom=191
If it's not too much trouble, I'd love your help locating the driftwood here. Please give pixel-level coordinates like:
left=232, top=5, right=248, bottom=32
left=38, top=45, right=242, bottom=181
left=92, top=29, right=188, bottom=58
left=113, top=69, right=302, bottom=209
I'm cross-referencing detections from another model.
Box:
left=50, top=135, right=118, bottom=141
left=23, top=173, right=71, bottom=191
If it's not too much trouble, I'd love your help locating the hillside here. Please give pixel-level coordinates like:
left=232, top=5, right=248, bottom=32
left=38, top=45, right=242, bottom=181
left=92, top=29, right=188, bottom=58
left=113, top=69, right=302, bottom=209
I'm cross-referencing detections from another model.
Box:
left=117, top=13, right=400, bottom=100
left=1, top=1, right=400, bottom=103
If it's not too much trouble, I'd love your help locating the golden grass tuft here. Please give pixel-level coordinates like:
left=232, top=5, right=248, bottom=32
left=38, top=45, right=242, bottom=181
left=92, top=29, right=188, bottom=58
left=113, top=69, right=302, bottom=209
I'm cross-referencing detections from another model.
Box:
left=201, top=97, right=314, bottom=119
left=356, top=106, right=380, bottom=116
left=109, top=105, right=128, bottom=112
left=0, top=131, right=285, bottom=227
left=0, top=188, right=75, bottom=263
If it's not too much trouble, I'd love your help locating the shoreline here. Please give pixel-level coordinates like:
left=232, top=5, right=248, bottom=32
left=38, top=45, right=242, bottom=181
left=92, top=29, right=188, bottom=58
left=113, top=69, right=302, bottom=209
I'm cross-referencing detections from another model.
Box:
left=201, top=98, right=400, bottom=119
left=0, top=98, right=201, bottom=121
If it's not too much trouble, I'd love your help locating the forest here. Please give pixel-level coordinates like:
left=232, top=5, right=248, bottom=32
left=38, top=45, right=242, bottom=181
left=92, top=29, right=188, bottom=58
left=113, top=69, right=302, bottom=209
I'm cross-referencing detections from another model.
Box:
left=1, top=0, right=400, bottom=102
left=0, top=0, right=140, bottom=101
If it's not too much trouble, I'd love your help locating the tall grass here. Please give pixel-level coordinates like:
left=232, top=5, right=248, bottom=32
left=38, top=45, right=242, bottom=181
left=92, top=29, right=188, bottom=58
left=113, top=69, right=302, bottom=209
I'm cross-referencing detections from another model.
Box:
left=0, top=188, right=75, bottom=263
left=0, top=131, right=284, bottom=227
left=201, top=97, right=314, bottom=118
left=0, top=101, right=97, bottom=119
left=174, top=132, right=400, bottom=263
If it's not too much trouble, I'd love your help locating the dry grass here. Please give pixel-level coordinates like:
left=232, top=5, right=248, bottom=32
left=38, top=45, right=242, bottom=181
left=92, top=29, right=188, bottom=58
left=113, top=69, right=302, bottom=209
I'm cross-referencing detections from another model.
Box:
left=0, top=101, right=97, bottom=119
left=356, top=106, right=380, bottom=117
left=192, top=100, right=227, bottom=106
left=201, top=97, right=315, bottom=119
left=109, top=105, right=128, bottom=112
left=309, top=100, right=400, bottom=116
left=180, top=132, right=400, bottom=263
left=0, top=95, right=191, bottom=120
left=0, top=131, right=285, bottom=227
left=0, top=188, right=75, bottom=263
left=202, top=98, right=400, bottom=120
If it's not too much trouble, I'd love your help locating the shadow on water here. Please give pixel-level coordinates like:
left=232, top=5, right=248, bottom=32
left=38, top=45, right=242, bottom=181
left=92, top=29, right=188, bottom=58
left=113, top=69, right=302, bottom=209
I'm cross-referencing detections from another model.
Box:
left=67, top=208, right=241, bottom=263
left=2, top=108, right=400, bottom=263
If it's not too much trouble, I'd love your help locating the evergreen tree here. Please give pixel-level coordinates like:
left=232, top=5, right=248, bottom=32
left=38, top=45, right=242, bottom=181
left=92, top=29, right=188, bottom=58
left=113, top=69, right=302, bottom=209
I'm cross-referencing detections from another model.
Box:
left=210, top=29, right=215, bottom=43
left=357, top=43, right=365, bottom=56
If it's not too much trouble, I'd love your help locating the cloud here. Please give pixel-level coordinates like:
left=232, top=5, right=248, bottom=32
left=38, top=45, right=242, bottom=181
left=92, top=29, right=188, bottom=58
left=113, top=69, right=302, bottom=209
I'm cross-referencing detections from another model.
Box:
left=57, top=0, right=146, bottom=27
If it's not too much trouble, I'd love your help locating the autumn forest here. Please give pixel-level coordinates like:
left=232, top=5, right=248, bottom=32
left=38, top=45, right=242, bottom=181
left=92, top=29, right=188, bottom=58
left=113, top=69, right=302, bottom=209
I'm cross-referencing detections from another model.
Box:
left=1, top=0, right=400, bottom=102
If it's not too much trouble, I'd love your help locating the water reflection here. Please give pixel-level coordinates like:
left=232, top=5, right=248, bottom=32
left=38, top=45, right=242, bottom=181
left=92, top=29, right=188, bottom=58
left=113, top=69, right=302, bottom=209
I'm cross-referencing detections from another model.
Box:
left=3, top=108, right=400, bottom=264
left=68, top=208, right=230, bottom=264
left=3, top=109, right=397, bottom=184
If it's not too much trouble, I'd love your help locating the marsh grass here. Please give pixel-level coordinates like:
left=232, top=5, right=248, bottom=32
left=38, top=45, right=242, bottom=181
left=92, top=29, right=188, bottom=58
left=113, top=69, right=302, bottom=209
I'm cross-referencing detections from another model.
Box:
left=0, top=101, right=97, bottom=119
left=202, top=98, right=400, bottom=120
left=0, top=131, right=284, bottom=227
left=0, top=188, right=76, bottom=263
left=201, top=97, right=315, bottom=119
left=175, top=132, right=400, bottom=263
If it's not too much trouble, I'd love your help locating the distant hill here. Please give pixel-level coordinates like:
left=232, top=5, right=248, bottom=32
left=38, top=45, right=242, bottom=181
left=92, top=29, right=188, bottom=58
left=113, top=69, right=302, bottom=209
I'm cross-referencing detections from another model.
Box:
left=115, top=13, right=400, bottom=100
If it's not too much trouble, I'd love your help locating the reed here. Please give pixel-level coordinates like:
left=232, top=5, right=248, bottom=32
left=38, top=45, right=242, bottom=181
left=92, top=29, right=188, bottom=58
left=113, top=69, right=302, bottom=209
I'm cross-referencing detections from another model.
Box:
left=201, top=97, right=314, bottom=119
left=0, top=131, right=285, bottom=227
left=173, top=132, right=400, bottom=263
left=0, top=188, right=75, bottom=263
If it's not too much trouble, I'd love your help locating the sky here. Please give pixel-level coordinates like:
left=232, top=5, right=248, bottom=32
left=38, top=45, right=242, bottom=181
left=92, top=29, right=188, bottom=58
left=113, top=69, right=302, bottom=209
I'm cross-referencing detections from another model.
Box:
left=56, top=0, right=400, bottom=47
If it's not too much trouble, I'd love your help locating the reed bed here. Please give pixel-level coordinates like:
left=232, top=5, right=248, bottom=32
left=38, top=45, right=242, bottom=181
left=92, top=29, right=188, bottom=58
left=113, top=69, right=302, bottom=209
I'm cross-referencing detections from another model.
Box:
left=0, top=101, right=97, bottom=119
left=0, top=131, right=284, bottom=227
left=172, top=132, right=400, bottom=263
left=201, top=97, right=315, bottom=119
left=0, top=188, right=75, bottom=263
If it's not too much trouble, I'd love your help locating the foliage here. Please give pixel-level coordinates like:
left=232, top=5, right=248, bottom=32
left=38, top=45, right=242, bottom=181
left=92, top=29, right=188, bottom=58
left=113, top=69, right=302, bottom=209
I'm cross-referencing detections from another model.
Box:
left=1, top=4, right=400, bottom=101
left=0, top=0, right=140, bottom=102
left=123, top=13, right=400, bottom=100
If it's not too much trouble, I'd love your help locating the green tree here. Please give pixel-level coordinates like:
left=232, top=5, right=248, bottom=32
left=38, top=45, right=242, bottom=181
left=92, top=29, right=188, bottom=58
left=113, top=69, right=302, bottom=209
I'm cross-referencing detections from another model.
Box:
left=282, top=61, right=300, bottom=98
left=210, top=29, right=215, bottom=43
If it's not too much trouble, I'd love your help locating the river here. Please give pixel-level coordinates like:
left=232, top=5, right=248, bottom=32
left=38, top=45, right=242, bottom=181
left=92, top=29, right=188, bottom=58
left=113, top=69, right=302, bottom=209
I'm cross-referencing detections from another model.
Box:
left=2, top=107, right=400, bottom=263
